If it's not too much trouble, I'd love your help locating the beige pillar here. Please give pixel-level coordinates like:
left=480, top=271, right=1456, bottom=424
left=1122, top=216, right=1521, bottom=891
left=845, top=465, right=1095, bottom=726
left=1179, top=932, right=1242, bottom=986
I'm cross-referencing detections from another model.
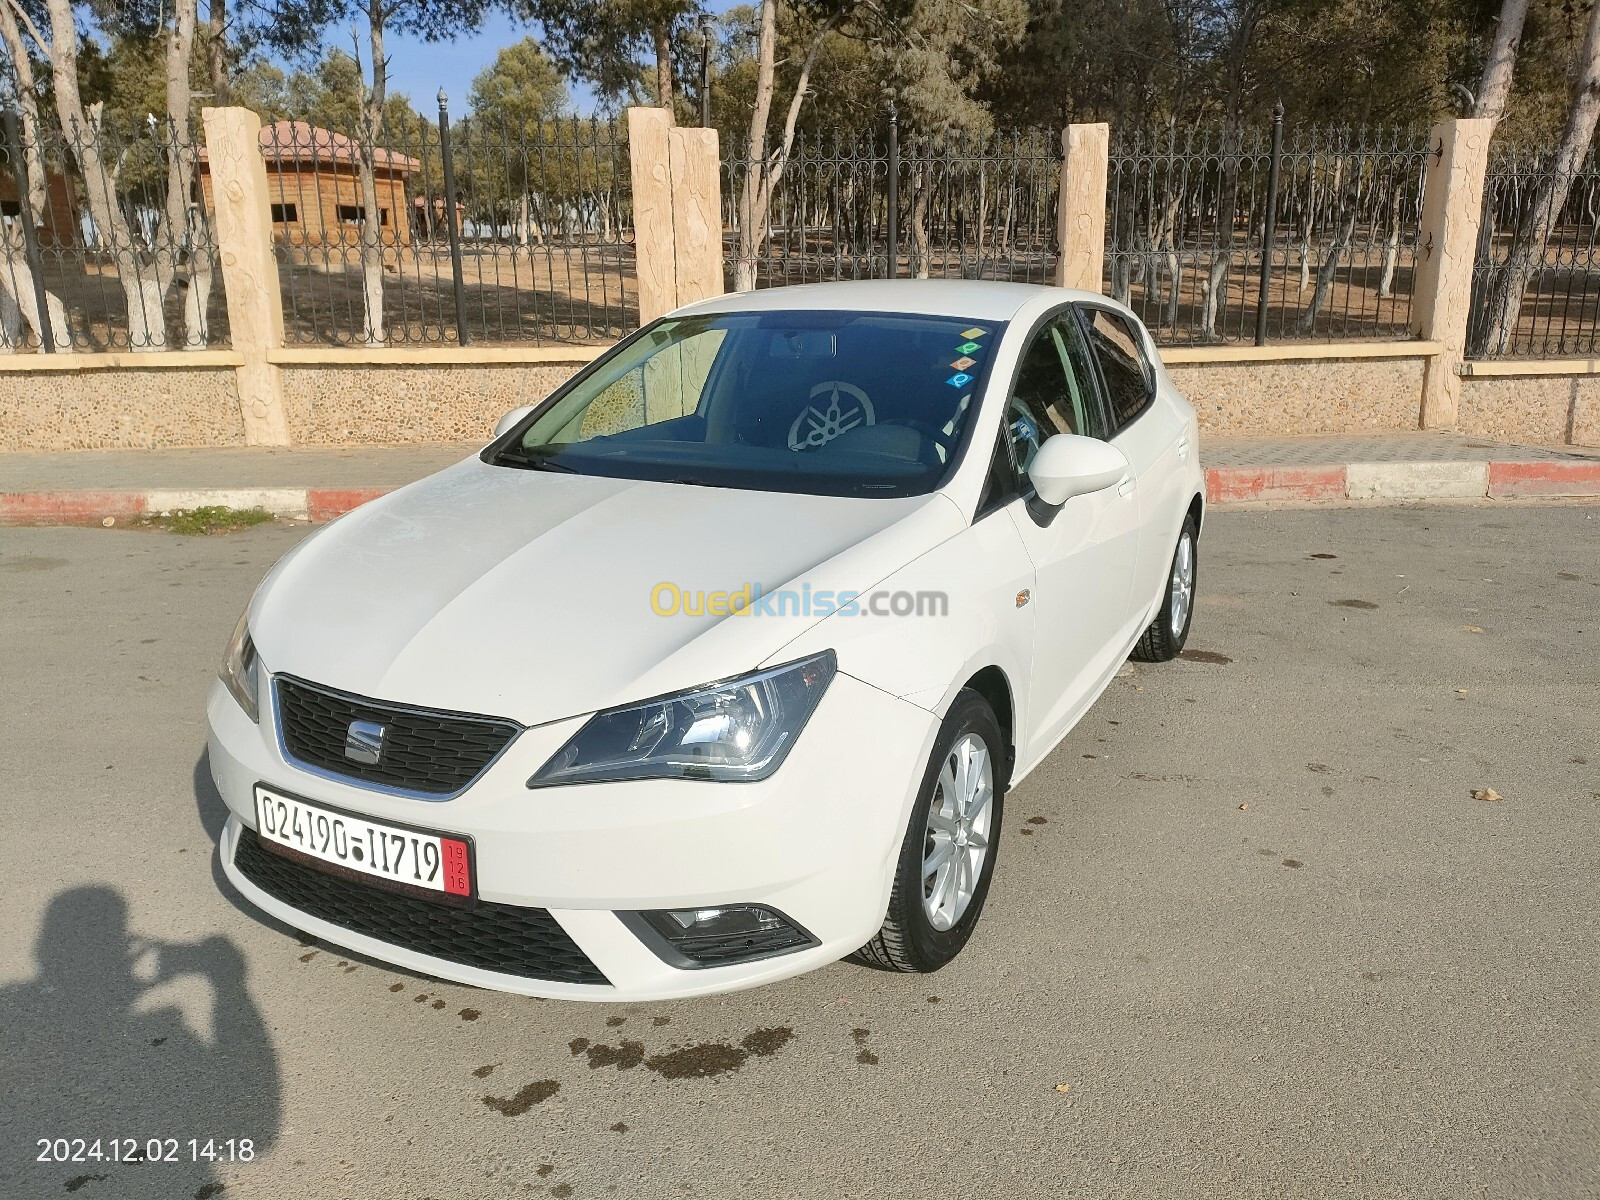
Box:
left=1412, top=118, right=1493, bottom=429
left=628, top=108, right=725, bottom=323
left=201, top=106, right=288, bottom=446
left=1055, top=123, right=1110, bottom=293
left=667, top=126, right=724, bottom=307
left=629, top=108, right=678, bottom=324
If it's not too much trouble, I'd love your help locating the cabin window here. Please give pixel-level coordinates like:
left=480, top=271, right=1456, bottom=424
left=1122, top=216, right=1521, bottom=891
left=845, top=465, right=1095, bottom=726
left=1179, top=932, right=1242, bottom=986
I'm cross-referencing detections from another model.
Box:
left=269, top=203, right=297, bottom=223
left=336, top=205, right=388, bottom=226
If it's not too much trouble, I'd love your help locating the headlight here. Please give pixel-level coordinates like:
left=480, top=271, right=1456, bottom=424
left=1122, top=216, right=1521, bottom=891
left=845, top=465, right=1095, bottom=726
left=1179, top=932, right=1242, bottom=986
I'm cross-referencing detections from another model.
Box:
left=528, top=651, right=837, bottom=787
left=220, top=610, right=261, bottom=722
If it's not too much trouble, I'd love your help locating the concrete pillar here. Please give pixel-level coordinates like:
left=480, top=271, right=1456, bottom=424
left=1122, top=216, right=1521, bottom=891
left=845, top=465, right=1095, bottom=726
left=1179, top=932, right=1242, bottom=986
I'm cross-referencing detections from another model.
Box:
left=1055, top=123, right=1110, bottom=293
left=201, top=106, right=289, bottom=446
left=667, top=126, right=723, bottom=307
left=1412, top=118, right=1494, bottom=430
left=628, top=108, right=725, bottom=323
left=628, top=108, right=678, bottom=324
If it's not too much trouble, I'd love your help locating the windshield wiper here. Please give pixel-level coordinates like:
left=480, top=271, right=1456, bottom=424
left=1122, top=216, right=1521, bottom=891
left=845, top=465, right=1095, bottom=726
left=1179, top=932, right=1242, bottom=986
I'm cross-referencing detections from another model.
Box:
left=495, top=447, right=579, bottom=473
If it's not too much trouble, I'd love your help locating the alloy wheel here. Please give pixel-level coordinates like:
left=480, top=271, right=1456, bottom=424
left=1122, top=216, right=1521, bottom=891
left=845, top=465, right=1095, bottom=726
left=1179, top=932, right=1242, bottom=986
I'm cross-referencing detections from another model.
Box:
left=921, top=732, right=995, bottom=931
left=1169, top=531, right=1195, bottom=638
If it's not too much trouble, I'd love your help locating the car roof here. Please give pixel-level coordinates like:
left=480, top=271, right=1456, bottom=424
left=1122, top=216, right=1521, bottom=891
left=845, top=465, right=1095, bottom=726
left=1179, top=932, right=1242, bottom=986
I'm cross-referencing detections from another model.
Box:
left=673, top=279, right=1102, bottom=324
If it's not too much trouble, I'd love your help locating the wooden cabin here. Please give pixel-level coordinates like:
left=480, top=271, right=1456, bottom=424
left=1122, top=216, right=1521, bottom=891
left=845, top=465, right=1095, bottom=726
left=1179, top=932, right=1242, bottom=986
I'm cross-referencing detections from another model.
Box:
left=199, top=120, right=420, bottom=252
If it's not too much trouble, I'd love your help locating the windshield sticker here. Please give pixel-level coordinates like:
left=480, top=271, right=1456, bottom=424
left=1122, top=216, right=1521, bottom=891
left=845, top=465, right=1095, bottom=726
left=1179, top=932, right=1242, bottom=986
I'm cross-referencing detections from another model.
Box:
left=947, top=372, right=974, bottom=388
left=955, top=341, right=981, bottom=355
left=950, top=356, right=976, bottom=371
left=959, top=327, right=988, bottom=340
left=787, top=380, right=877, bottom=450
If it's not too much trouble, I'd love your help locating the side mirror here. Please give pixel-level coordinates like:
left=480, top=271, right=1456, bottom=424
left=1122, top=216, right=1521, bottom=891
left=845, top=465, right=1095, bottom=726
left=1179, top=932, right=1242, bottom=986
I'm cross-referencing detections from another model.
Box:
left=493, top=405, right=534, bottom=439
left=1026, top=434, right=1129, bottom=521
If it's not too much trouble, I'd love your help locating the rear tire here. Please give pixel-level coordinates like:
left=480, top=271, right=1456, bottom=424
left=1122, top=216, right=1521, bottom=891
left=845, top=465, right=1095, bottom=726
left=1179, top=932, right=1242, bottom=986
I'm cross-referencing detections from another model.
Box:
left=1131, top=513, right=1199, bottom=663
left=855, top=690, right=1007, bottom=973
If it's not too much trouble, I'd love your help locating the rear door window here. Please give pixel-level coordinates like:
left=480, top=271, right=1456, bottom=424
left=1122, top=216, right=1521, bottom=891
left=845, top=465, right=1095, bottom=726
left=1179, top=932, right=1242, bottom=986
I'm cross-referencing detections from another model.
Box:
left=1083, top=308, right=1153, bottom=428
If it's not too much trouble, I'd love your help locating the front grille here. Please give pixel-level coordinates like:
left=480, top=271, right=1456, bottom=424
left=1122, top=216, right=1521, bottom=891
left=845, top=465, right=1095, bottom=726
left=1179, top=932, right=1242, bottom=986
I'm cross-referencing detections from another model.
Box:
left=275, top=676, right=520, bottom=796
left=233, top=827, right=608, bottom=985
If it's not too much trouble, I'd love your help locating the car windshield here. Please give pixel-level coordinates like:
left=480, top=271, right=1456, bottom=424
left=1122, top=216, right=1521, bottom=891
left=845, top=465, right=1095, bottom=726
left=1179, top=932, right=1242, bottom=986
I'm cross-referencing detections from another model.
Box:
left=489, top=310, right=1006, bottom=497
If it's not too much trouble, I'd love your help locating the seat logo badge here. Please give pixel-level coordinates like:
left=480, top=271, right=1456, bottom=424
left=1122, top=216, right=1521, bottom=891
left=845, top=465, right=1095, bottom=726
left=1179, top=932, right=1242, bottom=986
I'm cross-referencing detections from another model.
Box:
left=344, top=719, right=387, bottom=765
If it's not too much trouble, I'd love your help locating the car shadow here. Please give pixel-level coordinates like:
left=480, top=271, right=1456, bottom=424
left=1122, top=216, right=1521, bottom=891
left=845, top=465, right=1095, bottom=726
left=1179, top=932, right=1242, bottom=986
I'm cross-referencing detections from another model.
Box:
left=0, top=886, right=282, bottom=1198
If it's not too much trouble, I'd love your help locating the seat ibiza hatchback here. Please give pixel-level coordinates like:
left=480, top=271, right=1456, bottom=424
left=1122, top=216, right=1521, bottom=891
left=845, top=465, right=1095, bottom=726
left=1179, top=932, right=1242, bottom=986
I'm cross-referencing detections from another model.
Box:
left=208, top=280, right=1204, bottom=1000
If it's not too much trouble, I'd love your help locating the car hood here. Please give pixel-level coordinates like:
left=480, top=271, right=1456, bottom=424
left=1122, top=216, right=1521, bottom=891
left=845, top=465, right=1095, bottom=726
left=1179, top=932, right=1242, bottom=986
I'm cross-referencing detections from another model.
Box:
left=252, top=457, right=964, bottom=726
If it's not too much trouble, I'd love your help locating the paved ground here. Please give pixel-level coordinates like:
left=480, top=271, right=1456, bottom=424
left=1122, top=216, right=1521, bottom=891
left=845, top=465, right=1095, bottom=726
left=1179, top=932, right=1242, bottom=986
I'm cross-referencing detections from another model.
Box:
left=1201, top=430, right=1600, bottom=466
left=0, top=443, right=478, bottom=492
left=1, top=506, right=1596, bottom=1199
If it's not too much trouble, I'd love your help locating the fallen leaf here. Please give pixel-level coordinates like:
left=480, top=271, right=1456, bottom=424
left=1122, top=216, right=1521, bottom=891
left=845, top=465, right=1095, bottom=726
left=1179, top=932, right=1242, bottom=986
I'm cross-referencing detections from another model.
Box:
left=1054, top=1083, right=1071, bottom=1093
left=1455, top=689, right=1469, bottom=694
left=1238, top=802, right=1249, bottom=811
left=1462, top=625, right=1484, bottom=633
left=1472, top=787, right=1504, bottom=803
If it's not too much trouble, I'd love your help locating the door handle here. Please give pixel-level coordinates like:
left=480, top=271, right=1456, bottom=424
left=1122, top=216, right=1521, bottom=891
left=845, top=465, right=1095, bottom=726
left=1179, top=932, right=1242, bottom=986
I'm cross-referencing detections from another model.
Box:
left=1116, top=475, right=1135, bottom=498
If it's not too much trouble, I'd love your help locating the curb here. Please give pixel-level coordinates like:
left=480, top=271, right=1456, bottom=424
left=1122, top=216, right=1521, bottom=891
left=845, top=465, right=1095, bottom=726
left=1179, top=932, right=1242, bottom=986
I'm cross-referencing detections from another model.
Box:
left=0, top=487, right=378, bottom=526
left=5, top=459, right=1600, bottom=527
left=1204, top=459, right=1600, bottom=505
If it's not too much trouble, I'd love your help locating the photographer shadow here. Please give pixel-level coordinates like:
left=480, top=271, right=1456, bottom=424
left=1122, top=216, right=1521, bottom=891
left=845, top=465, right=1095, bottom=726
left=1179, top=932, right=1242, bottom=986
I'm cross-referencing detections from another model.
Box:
left=0, top=885, right=281, bottom=1199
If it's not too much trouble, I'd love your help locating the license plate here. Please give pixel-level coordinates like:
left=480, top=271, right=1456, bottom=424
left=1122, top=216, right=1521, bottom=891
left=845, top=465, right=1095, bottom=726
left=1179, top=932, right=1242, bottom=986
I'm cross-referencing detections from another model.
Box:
left=252, top=784, right=472, bottom=900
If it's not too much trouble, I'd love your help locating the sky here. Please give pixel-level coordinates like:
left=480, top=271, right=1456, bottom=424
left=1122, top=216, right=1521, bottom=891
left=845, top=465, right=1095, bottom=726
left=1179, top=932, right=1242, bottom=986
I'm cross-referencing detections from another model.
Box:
left=377, top=5, right=739, bottom=118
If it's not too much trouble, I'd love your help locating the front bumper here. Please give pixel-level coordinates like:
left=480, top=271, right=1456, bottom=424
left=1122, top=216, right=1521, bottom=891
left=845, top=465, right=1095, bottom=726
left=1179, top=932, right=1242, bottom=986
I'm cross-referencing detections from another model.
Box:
left=207, top=670, right=939, bottom=1001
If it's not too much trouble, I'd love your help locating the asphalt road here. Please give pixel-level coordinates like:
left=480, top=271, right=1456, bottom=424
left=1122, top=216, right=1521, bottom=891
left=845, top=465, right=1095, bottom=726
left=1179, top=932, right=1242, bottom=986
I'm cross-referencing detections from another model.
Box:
left=2, top=505, right=1597, bottom=1200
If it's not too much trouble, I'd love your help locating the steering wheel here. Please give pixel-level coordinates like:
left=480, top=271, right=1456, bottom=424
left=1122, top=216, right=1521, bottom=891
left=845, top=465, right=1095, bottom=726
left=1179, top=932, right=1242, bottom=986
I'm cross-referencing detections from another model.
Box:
left=881, top=417, right=959, bottom=461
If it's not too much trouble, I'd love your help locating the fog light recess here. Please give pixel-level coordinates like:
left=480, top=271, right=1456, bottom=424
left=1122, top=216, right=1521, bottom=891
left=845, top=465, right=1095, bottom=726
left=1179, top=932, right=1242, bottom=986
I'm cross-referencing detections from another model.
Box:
left=619, top=905, right=817, bottom=969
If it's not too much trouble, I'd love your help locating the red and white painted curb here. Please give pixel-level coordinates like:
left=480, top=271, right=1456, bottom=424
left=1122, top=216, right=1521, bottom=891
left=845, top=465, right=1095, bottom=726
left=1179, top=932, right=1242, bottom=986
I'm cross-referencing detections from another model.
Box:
left=0, top=486, right=391, bottom=526
left=3, top=461, right=1599, bottom=526
left=1204, top=459, right=1600, bottom=505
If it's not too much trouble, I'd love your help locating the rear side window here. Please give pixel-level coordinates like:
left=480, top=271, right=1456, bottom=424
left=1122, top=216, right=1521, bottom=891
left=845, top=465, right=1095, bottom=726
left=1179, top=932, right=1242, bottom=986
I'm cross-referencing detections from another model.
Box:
left=1084, top=308, right=1153, bottom=427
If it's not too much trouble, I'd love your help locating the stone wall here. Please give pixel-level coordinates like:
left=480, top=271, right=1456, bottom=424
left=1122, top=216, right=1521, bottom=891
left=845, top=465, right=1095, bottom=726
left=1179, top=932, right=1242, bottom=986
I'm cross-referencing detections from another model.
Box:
left=0, top=360, right=245, bottom=452
left=281, top=362, right=588, bottom=444
left=1458, top=375, right=1600, bottom=445
left=1167, top=356, right=1427, bottom=436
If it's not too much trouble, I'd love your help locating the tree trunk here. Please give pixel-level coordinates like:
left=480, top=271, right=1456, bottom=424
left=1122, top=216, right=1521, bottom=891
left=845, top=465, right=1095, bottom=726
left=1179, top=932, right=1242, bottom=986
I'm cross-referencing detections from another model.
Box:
left=735, top=0, right=778, bottom=291
left=1299, top=208, right=1356, bottom=334
left=162, top=0, right=210, bottom=348
left=208, top=0, right=231, bottom=104
left=1474, top=1, right=1600, bottom=356
left=910, top=157, right=931, bottom=279
left=652, top=19, right=675, bottom=117
left=1377, top=188, right=1401, bottom=298
left=46, top=0, right=166, bottom=348
left=0, top=0, right=73, bottom=349
left=1474, top=0, right=1531, bottom=126
left=358, top=0, right=389, bottom=345
left=734, top=1, right=838, bottom=291
left=0, top=279, right=20, bottom=349
left=1201, top=254, right=1229, bottom=338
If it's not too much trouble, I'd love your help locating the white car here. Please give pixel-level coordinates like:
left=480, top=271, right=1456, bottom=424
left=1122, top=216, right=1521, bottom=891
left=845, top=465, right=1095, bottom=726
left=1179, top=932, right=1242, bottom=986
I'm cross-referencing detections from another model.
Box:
left=208, top=280, right=1203, bottom=1001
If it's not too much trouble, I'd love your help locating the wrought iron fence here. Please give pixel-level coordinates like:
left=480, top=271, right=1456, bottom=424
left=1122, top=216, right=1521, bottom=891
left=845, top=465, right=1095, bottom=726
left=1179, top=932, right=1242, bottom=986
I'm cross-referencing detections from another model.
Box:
left=0, top=111, right=225, bottom=351
left=263, top=105, right=634, bottom=346
left=1106, top=115, right=1430, bottom=344
left=1467, top=143, right=1600, bottom=359
left=722, top=123, right=1060, bottom=291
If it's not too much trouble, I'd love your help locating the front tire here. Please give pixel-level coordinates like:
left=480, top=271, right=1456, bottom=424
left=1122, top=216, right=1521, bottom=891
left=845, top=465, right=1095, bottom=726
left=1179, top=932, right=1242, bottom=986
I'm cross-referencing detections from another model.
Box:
left=1131, top=512, right=1199, bottom=663
left=855, top=690, right=1007, bottom=973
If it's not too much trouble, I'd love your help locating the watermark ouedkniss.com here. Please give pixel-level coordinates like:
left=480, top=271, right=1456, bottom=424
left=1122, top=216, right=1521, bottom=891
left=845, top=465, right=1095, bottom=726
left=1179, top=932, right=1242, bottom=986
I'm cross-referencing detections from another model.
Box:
left=651, top=583, right=949, bottom=618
